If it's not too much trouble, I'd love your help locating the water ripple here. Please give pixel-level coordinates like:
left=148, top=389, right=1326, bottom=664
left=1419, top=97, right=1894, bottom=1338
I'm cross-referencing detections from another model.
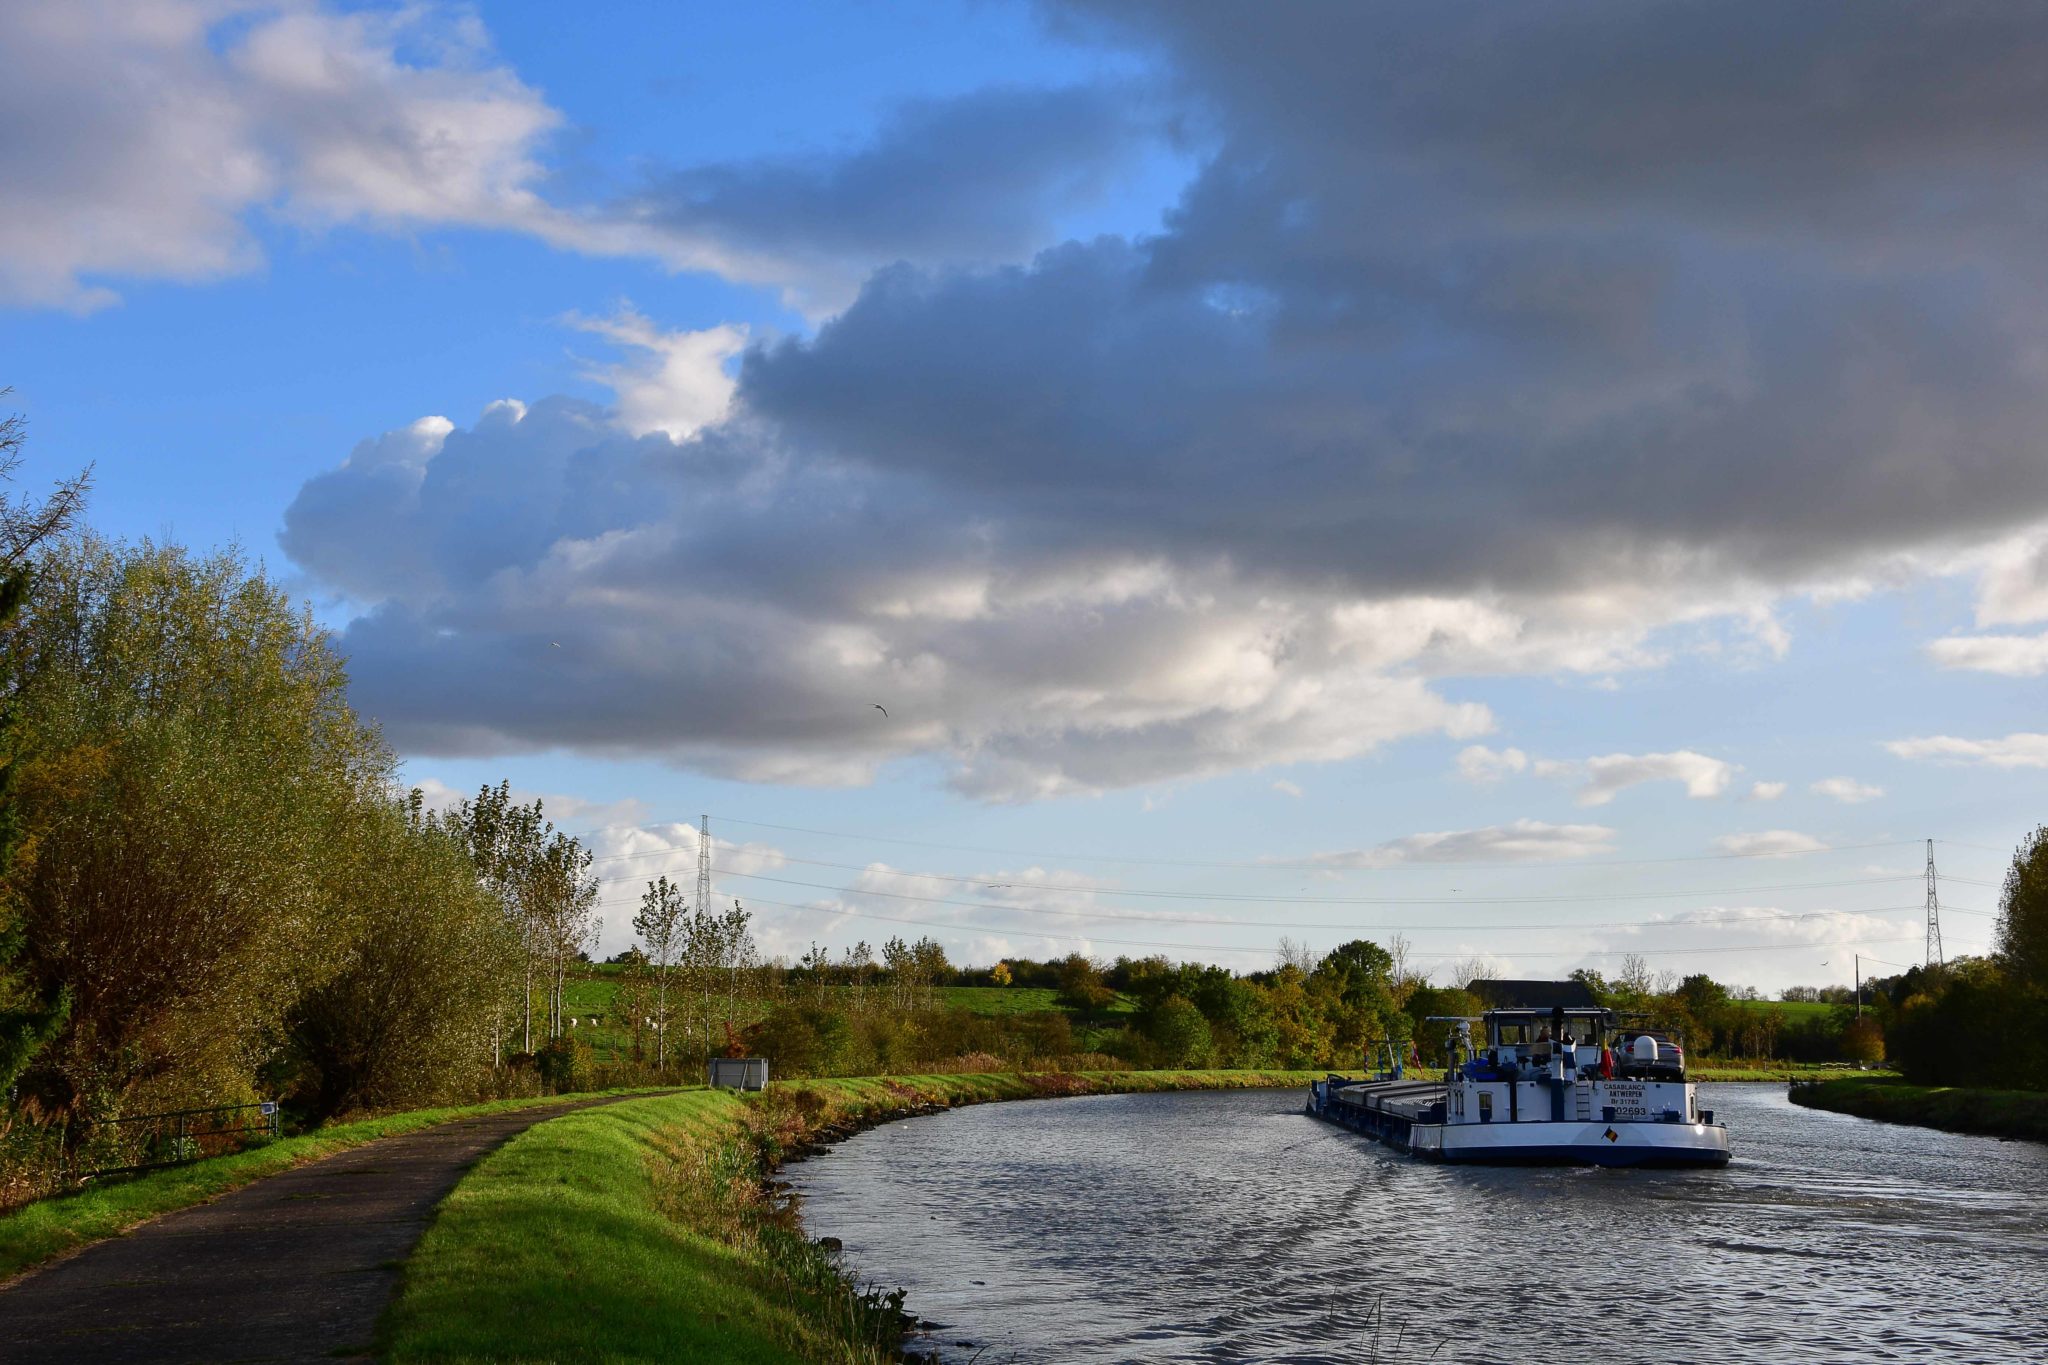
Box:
left=790, top=1085, right=2048, bottom=1363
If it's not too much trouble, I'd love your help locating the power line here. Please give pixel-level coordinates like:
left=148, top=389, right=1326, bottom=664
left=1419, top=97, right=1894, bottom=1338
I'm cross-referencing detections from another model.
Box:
left=720, top=892, right=1927, bottom=961
left=658, top=814, right=1923, bottom=873
left=705, top=866, right=1947, bottom=923
left=594, top=863, right=1943, bottom=933
left=586, top=843, right=1922, bottom=904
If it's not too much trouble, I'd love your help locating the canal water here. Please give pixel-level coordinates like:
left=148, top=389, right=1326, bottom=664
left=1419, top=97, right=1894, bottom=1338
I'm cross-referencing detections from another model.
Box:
left=789, top=1084, right=2048, bottom=1363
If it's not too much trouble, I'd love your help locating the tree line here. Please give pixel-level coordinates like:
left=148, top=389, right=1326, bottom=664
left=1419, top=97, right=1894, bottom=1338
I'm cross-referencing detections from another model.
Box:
left=0, top=411, right=636, bottom=1203
left=1861, top=828, right=2048, bottom=1091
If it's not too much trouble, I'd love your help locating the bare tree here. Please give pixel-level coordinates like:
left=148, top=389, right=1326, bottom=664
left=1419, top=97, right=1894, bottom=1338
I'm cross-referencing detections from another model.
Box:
left=0, top=393, right=92, bottom=568
left=1387, top=932, right=1419, bottom=1005
left=844, top=940, right=874, bottom=1012
left=1616, top=953, right=1656, bottom=1001
left=1276, top=936, right=1319, bottom=975
left=1449, top=955, right=1499, bottom=988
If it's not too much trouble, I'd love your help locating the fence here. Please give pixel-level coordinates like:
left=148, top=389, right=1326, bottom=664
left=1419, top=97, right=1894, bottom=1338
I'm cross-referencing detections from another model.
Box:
left=75, top=1101, right=283, bottom=1179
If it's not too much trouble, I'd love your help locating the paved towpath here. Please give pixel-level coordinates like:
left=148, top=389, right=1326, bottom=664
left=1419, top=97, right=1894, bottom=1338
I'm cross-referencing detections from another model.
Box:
left=0, top=1094, right=651, bottom=1364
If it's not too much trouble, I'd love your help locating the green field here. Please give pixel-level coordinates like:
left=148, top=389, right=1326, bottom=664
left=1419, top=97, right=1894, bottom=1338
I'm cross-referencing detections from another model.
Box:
left=1732, top=998, right=1841, bottom=1022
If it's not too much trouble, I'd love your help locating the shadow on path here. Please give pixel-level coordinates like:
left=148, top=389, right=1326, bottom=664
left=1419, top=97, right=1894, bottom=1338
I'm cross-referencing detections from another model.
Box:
left=0, top=1095, right=647, bottom=1364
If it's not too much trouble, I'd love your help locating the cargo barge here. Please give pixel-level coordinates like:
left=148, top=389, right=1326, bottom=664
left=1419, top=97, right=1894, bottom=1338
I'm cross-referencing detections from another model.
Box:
left=1307, top=1004, right=1730, bottom=1167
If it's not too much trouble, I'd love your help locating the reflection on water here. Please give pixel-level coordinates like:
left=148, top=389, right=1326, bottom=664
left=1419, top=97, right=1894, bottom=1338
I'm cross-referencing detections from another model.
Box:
left=789, top=1085, right=2048, bottom=1363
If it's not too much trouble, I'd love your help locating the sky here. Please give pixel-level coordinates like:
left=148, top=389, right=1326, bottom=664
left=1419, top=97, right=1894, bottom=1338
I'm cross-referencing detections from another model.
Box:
left=2, top=0, right=2042, bottom=991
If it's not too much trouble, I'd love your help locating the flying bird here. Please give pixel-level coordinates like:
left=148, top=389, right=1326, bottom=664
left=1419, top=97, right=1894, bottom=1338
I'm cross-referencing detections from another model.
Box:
left=872, top=703, right=888, bottom=717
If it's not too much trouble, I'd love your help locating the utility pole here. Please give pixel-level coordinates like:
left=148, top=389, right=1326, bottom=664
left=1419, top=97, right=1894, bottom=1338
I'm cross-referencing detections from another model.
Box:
left=1855, top=953, right=1862, bottom=1021
left=1924, top=838, right=1945, bottom=968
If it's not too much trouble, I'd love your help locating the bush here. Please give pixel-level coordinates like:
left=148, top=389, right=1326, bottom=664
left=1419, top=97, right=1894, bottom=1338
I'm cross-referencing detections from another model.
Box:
left=534, top=1038, right=595, bottom=1094
left=1147, top=997, right=1214, bottom=1068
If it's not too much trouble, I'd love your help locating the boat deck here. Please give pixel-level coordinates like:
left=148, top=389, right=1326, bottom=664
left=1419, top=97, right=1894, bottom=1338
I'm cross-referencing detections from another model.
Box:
left=1321, top=1078, right=1446, bottom=1149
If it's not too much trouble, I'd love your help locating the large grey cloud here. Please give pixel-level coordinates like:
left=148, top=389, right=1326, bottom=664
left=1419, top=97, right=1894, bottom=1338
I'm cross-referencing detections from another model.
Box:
left=743, top=1, right=2048, bottom=593
left=283, top=3, right=2048, bottom=797
left=604, top=83, right=1160, bottom=314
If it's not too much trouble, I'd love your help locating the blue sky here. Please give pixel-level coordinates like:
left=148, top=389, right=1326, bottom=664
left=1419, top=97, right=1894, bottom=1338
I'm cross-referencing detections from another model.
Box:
left=3, top=1, right=2042, bottom=987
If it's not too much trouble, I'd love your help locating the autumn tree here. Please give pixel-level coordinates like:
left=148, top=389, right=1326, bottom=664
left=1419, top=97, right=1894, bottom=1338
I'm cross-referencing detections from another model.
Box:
left=285, top=794, right=515, bottom=1119
left=4, top=539, right=387, bottom=1123
left=0, top=395, right=90, bottom=1095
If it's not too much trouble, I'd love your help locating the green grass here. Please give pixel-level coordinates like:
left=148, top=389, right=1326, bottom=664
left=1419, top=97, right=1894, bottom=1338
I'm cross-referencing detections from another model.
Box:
left=934, top=985, right=1064, bottom=1015
left=1790, top=1075, right=2048, bottom=1142
left=1692, top=1062, right=1894, bottom=1081
left=383, top=1069, right=1321, bottom=1364
left=0, top=1089, right=667, bottom=1284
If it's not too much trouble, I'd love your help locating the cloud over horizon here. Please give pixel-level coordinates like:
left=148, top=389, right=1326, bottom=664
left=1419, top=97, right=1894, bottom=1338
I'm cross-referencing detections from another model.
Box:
left=245, top=2, right=2048, bottom=798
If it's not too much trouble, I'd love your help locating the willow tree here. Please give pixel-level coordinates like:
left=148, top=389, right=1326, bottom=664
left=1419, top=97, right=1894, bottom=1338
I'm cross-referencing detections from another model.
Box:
left=286, top=794, right=516, bottom=1119
left=4, top=538, right=386, bottom=1122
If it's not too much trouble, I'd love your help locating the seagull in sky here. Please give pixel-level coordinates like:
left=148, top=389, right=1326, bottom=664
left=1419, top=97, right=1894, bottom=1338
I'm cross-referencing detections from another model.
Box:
left=873, top=703, right=888, bottom=717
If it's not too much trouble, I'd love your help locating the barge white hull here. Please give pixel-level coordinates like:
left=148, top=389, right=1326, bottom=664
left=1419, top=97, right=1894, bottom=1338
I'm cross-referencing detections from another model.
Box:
left=1306, top=1074, right=1731, bottom=1168
left=1409, top=1117, right=1730, bottom=1167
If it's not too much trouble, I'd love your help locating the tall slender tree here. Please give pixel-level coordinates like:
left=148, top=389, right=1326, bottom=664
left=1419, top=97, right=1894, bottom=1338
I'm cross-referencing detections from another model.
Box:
left=632, top=876, right=686, bottom=1069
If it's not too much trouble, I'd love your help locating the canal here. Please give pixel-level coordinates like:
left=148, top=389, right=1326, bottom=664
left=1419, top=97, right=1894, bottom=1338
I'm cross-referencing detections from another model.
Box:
left=790, top=1084, right=2048, bottom=1362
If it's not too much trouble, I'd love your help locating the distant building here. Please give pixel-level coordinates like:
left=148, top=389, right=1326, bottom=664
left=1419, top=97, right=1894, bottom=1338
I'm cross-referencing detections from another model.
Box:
left=1464, top=979, right=1600, bottom=1010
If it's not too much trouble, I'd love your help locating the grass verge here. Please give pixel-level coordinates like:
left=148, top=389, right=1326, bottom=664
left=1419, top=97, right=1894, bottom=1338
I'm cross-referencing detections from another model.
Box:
left=1692, top=1063, right=1897, bottom=1082
left=1790, top=1075, right=2048, bottom=1143
left=382, top=1069, right=1322, bottom=1364
left=0, top=1088, right=668, bottom=1283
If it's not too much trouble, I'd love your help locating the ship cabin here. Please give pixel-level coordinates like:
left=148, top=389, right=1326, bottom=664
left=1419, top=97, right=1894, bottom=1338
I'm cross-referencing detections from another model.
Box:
left=1476, top=1007, right=1613, bottom=1080
left=1454, top=1006, right=1687, bottom=1084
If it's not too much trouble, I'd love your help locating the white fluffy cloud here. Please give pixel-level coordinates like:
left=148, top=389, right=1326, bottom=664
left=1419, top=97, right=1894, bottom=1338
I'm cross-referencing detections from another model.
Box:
left=1712, top=830, right=1827, bottom=858
left=1536, top=750, right=1737, bottom=807
left=0, top=1, right=564, bottom=310
left=1886, top=733, right=2048, bottom=769
left=1455, top=745, right=1529, bottom=783
left=1811, top=776, right=1884, bottom=804
left=568, top=309, right=746, bottom=442
left=1745, top=781, right=1787, bottom=802
left=1926, top=632, right=2048, bottom=677
left=1307, top=819, right=1618, bottom=869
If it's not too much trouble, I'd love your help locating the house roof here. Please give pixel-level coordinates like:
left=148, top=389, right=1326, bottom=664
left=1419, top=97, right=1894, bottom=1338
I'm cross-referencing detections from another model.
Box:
left=1464, top=979, right=1601, bottom=1010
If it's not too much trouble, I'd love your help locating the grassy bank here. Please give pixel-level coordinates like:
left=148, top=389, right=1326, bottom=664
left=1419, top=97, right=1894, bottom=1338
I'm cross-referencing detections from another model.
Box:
left=0, top=1088, right=666, bottom=1284
left=1693, top=1063, right=1896, bottom=1082
left=1790, top=1076, right=2048, bottom=1143
left=383, top=1069, right=1319, bottom=1364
